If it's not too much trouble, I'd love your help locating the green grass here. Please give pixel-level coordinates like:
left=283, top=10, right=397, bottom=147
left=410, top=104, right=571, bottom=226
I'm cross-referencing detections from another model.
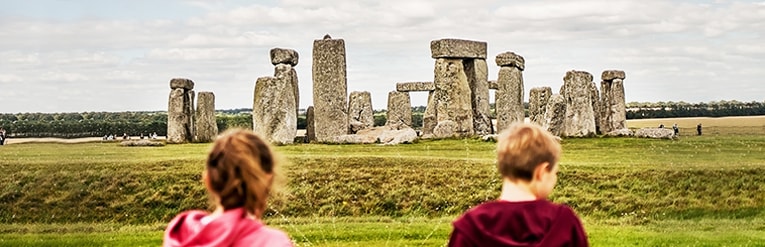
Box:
left=1, top=126, right=765, bottom=246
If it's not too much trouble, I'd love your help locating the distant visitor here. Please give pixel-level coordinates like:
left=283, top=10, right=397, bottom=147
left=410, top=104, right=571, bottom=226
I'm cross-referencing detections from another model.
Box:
left=697, top=123, right=702, bottom=135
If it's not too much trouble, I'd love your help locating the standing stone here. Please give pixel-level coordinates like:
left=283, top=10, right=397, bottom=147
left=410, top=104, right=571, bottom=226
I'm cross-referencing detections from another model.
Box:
left=495, top=52, right=525, bottom=133
left=432, top=58, right=474, bottom=137
left=422, top=91, right=437, bottom=136
left=588, top=81, right=602, bottom=134
left=167, top=88, right=189, bottom=144
left=529, top=87, right=553, bottom=126
left=561, top=70, right=597, bottom=137
left=465, top=59, right=493, bottom=135
left=252, top=75, right=297, bottom=145
left=167, top=78, right=195, bottom=144
left=386, top=91, right=412, bottom=129
left=600, top=70, right=627, bottom=134
left=306, top=106, right=316, bottom=142
left=348, top=91, right=374, bottom=134
left=312, top=35, right=348, bottom=142
left=195, top=92, right=218, bottom=143
left=542, top=94, right=566, bottom=136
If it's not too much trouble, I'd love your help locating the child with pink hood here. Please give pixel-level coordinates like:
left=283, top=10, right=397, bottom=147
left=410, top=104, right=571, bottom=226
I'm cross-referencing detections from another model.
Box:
left=163, top=129, right=293, bottom=247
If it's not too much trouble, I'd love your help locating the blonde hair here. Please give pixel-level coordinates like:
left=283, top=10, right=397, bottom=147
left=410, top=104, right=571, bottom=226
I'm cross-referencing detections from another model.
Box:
left=496, top=123, right=561, bottom=181
left=205, top=129, right=275, bottom=218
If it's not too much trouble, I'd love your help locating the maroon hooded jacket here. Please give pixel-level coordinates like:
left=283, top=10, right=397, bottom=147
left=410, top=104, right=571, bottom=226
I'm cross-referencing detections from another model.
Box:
left=449, top=200, right=589, bottom=247
left=163, top=208, right=293, bottom=247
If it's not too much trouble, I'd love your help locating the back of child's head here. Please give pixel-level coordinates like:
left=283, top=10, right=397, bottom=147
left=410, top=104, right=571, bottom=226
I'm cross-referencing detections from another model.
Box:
left=496, top=123, right=561, bottom=181
left=205, top=129, right=275, bottom=218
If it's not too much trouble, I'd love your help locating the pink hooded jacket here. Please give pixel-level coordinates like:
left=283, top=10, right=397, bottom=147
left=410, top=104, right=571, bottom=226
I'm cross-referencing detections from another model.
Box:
left=163, top=208, right=293, bottom=247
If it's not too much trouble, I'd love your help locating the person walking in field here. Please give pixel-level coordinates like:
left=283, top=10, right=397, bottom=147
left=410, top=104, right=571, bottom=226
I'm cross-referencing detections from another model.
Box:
left=673, top=123, right=679, bottom=136
left=697, top=123, right=702, bottom=136
left=163, top=129, right=293, bottom=247
left=448, top=123, right=589, bottom=247
left=0, top=127, right=6, bottom=145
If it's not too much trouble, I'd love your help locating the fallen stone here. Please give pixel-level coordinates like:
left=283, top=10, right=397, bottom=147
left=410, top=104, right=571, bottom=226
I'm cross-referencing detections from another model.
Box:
left=378, top=128, right=417, bottom=145
left=481, top=134, right=498, bottom=142
left=635, top=128, right=676, bottom=139
left=606, top=128, right=634, bottom=137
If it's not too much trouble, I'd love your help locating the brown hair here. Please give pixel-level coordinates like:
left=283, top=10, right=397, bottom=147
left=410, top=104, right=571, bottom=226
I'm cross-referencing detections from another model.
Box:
left=496, top=123, right=561, bottom=181
left=205, top=129, right=275, bottom=218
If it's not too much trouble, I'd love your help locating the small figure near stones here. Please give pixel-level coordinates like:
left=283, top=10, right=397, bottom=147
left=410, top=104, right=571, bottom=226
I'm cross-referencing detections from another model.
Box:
left=673, top=123, right=679, bottom=136
left=659, top=124, right=664, bottom=129
left=448, top=123, right=588, bottom=247
left=163, top=129, right=294, bottom=247
left=0, top=127, right=6, bottom=145
left=697, top=123, right=702, bottom=136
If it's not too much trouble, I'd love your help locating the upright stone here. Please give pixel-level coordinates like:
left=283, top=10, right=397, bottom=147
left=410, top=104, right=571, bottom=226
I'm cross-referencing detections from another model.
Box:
left=422, top=91, right=437, bottom=136
left=529, top=87, right=553, bottom=126
left=386, top=91, right=412, bottom=129
left=542, top=94, right=566, bottom=136
left=312, top=35, right=348, bottom=142
left=348, top=91, right=374, bottom=134
left=167, top=88, right=188, bottom=144
left=253, top=75, right=297, bottom=145
left=588, top=81, right=602, bottom=134
left=600, top=70, right=627, bottom=133
left=465, top=59, right=493, bottom=135
left=561, top=70, right=597, bottom=137
left=495, top=52, right=525, bottom=133
left=306, top=106, right=316, bottom=142
left=432, top=58, right=474, bottom=137
left=167, top=78, right=195, bottom=144
left=195, top=92, right=218, bottom=142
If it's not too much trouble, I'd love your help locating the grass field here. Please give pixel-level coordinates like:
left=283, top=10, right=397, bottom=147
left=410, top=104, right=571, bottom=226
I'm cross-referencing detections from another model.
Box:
left=2, top=117, right=765, bottom=246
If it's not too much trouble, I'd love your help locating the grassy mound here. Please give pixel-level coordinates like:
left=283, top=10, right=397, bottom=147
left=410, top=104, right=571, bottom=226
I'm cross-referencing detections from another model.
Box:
left=2, top=135, right=765, bottom=225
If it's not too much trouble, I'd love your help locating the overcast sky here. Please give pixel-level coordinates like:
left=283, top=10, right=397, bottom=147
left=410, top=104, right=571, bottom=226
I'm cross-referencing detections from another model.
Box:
left=1, top=0, right=763, bottom=113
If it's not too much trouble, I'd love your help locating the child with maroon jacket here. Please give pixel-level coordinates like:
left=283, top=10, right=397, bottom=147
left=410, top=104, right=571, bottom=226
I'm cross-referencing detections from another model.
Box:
left=448, top=123, right=589, bottom=247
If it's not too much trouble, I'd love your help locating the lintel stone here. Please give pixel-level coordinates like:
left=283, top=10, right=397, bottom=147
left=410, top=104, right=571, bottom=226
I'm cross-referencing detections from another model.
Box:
left=430, top=39, right=487, bottom=59
left=396, top=82, right=435, bottom=92
left=170, top=78, right=194, bottom=90
left=601, top=70, right=626, bottom=81
left=270, top=48, right=299, bottom=66
left=495, top=52, right=525, bottom=70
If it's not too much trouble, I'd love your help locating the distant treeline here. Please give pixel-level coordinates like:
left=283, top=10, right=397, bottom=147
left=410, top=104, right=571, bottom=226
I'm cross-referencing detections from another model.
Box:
left=626, top=101, right=765, bottom=119
left=1, top=100, right=763, bottom=138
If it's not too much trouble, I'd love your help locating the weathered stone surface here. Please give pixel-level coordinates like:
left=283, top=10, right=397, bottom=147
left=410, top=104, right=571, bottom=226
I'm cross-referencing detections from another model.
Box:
left=186, top=89, right=196, bottom=141
left=396, top=82, right=435, bottom=92
left=495, top=52, right=525, bottom=70
left=348, top=91, right=374, bottom=134
left=273, top=64, right=300, bottom=115
left=433, top=120, right=459, bottom=138
left=602, top=70, right=626, bottom=81
left=194, top=92, right=218, bottom=143
left=170, top=78, right=194, bottom=90
left=495, top=66, right=524, bottom=133
left=542, top=94, right=566, bottom=136
left=529, top=87, right=553, bottom=126
left=465, top=58, right=493, bottom=135
left=600, top=76, right=627, bottom=134
left=306, top=106, right=316, bottom=142
left=167, top=88, right=189, bottom=144
left=488, top=80, right=498, bottom=90
left=386, top=91, right=412, bottom=128
left=562, top=70, right=597, bottom=137
left=588, top=81, right=602, bottom=134
left=430, top=39, right=487, bottom=59
left=432, top=58, right=474, bottom=137
left=270, top=48, right=299, bottom=66
left=252, top=75, right=297, bottom=145
left=606, top=128, right=633, bottom=137
left=312, top=36, right=348, bottom=142
left=635, top=128, right=676, bottom=139
left=377, top=128, right=417, bottom=145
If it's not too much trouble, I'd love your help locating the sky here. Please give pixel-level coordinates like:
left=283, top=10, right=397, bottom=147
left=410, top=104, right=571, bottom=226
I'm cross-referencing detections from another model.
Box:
left=1, top=0, right=763, bottom=113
